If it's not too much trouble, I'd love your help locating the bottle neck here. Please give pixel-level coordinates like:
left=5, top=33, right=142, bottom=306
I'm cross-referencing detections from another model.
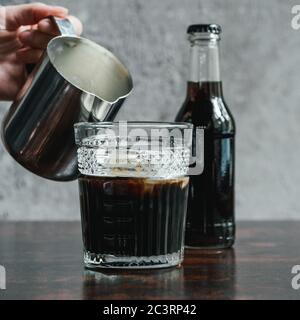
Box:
left=187, top=81, right=223, bottom=100
left=187, top=38, right=222, bottom=97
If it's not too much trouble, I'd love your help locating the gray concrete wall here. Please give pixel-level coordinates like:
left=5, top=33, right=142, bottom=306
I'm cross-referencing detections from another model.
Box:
left=0, top=0, right=299, bottom=220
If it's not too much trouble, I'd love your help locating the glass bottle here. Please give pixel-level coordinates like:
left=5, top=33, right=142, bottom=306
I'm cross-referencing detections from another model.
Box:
left=175, top=24, right=235, bottom=248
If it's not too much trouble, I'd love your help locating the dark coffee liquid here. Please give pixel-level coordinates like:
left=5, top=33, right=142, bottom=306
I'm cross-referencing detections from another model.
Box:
left=175, top=81, right=235, bottom=248
left=78, top=175, right=189, bottom=256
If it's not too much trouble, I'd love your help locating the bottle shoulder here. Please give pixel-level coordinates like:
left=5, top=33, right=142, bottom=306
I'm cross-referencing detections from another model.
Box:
left=212, top=97, right=235, bottom=134
left=175, top=96, right=235, bottom=135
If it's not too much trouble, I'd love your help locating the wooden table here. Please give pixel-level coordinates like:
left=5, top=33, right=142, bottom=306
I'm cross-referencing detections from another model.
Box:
left=0, top=221, right=299, bottom=300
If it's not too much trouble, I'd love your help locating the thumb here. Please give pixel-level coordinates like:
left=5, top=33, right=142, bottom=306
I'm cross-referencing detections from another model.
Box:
left=5, top=2, right=68, bottom=30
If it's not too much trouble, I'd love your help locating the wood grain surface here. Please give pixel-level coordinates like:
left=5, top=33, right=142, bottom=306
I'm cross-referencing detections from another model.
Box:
left=0, top=221, right=299, bottom=300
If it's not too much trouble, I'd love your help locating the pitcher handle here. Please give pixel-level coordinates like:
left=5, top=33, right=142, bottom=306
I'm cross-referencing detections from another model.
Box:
left=26, top=16, right=77, bottom=74
left=49, top=16, right=77, bottom=37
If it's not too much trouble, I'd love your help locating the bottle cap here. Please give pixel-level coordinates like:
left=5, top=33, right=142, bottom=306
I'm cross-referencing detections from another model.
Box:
left=187, top=24, right=222, bottom=34
left=187, top=24, right=221, bottom=41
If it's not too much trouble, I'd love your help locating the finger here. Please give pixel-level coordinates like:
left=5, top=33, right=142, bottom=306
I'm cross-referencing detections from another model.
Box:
left=5, top=3, right=68, bottom=31
left=16, top=47, right=43, bottom=64
left=37, top=15, right=83, bottom=36
left=0, top=30, right=22, bottom=53
left=17, top=24, right=38, bottom=34
left=37, top=18, right=60, bottom=36
left=31, top=24, right=39, bottom=31
left=18, top=29, right=53, bottom=49
left=0, top=29, right=18, bottom=43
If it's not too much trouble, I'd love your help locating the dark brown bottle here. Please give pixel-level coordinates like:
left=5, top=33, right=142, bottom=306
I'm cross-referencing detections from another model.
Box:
left=175, top=24, right=235, bottom=248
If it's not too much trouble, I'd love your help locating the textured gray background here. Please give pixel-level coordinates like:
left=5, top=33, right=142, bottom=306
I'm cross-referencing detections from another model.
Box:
left=0, top=0, right=299, bottom=220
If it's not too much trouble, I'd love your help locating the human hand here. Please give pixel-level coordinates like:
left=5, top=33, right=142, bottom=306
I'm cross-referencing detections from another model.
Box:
left=0, top=3, right=82, bottom=101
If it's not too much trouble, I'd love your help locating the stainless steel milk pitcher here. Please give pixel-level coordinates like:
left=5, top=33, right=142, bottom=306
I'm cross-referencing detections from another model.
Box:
left=1, top=17, right=133, bottom=181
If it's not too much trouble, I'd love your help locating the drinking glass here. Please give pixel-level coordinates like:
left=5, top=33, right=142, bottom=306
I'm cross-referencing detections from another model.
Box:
left=74, top=121, right=193, bottom=269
